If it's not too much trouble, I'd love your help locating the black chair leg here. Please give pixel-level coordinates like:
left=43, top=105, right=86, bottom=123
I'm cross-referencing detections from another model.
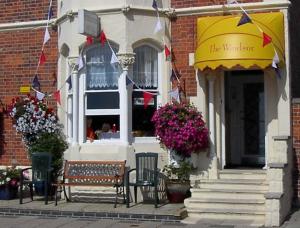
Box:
left=126, top=184, right=130, bottom=208
left=154, top=185, right=158, bottom=208
left=134, top=186, right=137, bottom=203
left=29, top=183, right=33, bottom=201
left=122, top=185, right=126, bottom=203
left=19, top=184, right=23, bottom=204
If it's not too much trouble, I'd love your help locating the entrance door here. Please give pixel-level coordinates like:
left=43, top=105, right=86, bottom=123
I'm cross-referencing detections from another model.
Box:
left=225, top=71, right=265, bottom=168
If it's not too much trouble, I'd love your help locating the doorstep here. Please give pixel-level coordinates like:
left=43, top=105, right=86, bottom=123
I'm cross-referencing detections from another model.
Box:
left=0, top=198, right=186, bottom=223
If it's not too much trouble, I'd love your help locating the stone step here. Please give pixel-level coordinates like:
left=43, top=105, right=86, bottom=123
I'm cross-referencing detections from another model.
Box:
left=182, top=217, right=264, bottom=227
left=219, top=169, right=267, bottom=180
left=191, top=188, right=266, bottom=200
left=185, top=198, right=265, bottom=211
left=196, top=179, right=268, bottom=191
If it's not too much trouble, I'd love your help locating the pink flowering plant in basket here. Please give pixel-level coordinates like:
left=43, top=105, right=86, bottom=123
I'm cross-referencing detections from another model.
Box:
left=151, top=102, right=209, bottom=158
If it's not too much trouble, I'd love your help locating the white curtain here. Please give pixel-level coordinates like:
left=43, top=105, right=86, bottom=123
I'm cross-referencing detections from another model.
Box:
left=86, top=44, right=119, bottom=89
left=133, top=45, right=158, bottom=88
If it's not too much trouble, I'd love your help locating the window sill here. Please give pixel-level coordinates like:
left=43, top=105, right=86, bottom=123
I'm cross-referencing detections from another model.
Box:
left=133, top=137, right=158, bottom=143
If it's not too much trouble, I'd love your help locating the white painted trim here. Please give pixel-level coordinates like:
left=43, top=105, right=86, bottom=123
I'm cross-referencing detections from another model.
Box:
left=175, top=1, right=290, bottom=16
left=220, top=72, right=226, bottom=169
left=85, top=109, right=120, bottom=115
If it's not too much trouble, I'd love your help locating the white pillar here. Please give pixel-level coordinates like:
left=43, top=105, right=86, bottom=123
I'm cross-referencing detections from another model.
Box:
left=117, top=53, right=135, bottom=145
left=72, top=69, right=79, bottom=144
left=207, top=74, right=218, bottom=179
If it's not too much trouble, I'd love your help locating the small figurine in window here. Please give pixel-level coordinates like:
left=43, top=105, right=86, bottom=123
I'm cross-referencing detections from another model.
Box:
left=86, top=117, right=96, bottom=142
left=101, top=123, right=111, bottom=133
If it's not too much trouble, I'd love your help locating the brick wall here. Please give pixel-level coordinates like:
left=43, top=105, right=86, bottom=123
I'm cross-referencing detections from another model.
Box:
left=292, top=102, right=300, bottom=201
left=0, top=0, right=57, bottom=166
left=290, top=0, right=300, bottom=202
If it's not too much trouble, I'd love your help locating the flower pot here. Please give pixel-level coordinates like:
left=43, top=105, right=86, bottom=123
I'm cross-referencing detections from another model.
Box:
left=0, top=185, right=18, bottom=200
left=166, top=180, right=190, bottom=203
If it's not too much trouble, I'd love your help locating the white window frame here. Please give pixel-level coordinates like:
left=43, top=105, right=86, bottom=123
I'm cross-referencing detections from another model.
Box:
left=131, top=43, right=163, bottom=143
left=78, top=43, right=121, bottom=144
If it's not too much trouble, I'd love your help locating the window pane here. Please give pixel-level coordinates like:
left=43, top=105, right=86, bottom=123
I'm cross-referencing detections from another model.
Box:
left=132, top=91, right=156, bottom=137
left=133, top=45, right=158, bottom=89
left=86, top=44, right=119, bottom=90
left=87, top=92, right=119, bottom=109
left=86, top=116, right=120, bottom=141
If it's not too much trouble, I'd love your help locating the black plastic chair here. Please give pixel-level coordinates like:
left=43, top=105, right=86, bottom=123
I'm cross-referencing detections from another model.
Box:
left=126, top=152, right=159, bottom=208
left=19, top=153, right=52, bottom=205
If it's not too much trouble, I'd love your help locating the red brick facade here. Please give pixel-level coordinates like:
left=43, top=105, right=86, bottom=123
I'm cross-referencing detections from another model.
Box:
left=0, top=0, right=57, bottom=166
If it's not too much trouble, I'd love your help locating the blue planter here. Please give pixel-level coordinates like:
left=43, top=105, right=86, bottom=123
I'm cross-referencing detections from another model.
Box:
left=34, top=180, right=45, bottom=196
left=0, top=185, right=18, bottom=200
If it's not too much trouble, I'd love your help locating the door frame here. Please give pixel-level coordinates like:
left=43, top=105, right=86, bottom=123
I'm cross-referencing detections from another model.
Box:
left=221, top=70, right=266, bottom=169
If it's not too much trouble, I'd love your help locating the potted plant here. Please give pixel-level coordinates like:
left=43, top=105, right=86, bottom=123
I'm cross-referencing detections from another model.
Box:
left=163, top=160, right=194, bottom=203
left=8, top=95, right=68, bottom=194
left=151, top=102, right=209, bottom=202
left=0, top=167, right=20, bottom=200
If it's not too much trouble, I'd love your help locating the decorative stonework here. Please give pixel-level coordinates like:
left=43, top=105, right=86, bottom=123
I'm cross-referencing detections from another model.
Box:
left=117, top=53, right=135, bottom=70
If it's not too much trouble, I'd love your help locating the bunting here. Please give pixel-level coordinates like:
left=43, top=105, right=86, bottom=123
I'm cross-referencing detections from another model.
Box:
left=164, top=45, right=171, bottom=61
left=272, top=50, right=280, bottom=68
left=126, top=76, right=133, bottom=86
left=154, top=19, right=163, bottom=34
left=36, top=91, right=45, bottom=101
left=262, top=32, right=272, bottom=47
left=32, top=75, right=41, bottom=90
left=43, top=27, right=50, bottom=45
left=100, top=31, right=107, bottom=46
left=39, top=51, right=46, bottom=65
left=152, top=0, right=158, bottom=10
left=237, top=13, right=252, bottom=26
left=53, top=90, right=61, bottom=105
left=47, top=6, right=54, bottom=20
left=143, top=92, right=154, bottom=109
left=86, top=36, right=93, bottom=45
left=78, top=54, right=84, bottom=71
left=110, top=50, right=119, bottom=65
left=66, top=75, right=72, bottom=90
left=169, top=88, right=180, bottom=103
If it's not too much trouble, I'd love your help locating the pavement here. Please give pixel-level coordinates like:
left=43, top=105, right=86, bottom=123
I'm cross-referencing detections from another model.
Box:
left=1, top=195, right=300, bottom=227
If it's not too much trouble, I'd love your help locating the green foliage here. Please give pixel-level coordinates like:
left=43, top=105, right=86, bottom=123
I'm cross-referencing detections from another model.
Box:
left=28, top=132, right=68, bottom=180
left=163, top=160, right=194, bottom=181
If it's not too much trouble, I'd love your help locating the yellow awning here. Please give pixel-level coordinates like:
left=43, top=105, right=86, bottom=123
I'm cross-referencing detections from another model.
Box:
left=194, top=12, right=285, bottom=70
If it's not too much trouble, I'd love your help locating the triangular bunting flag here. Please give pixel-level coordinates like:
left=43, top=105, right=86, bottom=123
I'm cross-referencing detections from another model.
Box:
left=47, top=6, right=54, bottom=20
left=170, top=69, right=177, bottom=81
left=143, top=92, right=154, bottom=109
left=43, top=27, right=50, bottom=45
left=53, top=90, right=61, bottom=105
left=272, top=50, right=280, bottom=68
left=78, top=54, right=84, bottom=71
left=154, top=18, right=163, bottom=34
left=36, top=91, right=45, bottom=101
left=152, top=0, right=158, bottom=10
left=32, top=74, right=41, bottom=90
left=110, top=50, right=119, bottom=64
left=169, top=88, right=180, bottom=103
left=262, top=32, right=272, bottom=47
left=100, top=31, right=107, bottom=46
left=66, top=75, right=72, bottom=90
left=274, top=67, right=281, bottom=79
left=237, top=13, right=252, bottom=26
left=165, top=45, right=171, bottom=61
left=126, top=76, right=133, bottom=86
left=86, top=36, right=93, bottom=45
left=39, top=51, right=46, bottom=65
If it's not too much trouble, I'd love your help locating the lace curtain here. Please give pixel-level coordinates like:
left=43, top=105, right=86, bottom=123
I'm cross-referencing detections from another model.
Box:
left=133, top=45, right=158, bottom=89
left=86, top=44, right=119, bottom=90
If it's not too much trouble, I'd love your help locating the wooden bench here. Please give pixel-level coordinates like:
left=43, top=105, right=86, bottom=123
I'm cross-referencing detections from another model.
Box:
left=53, top=160, right=126, bottom=208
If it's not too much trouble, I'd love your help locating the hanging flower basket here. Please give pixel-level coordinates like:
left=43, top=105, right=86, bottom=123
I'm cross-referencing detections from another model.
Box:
left=151, top=102, right=209, bottom=158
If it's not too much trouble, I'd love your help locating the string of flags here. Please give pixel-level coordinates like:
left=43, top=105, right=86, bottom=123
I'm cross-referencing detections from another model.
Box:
left=229, top=0, right=282, bottom=77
